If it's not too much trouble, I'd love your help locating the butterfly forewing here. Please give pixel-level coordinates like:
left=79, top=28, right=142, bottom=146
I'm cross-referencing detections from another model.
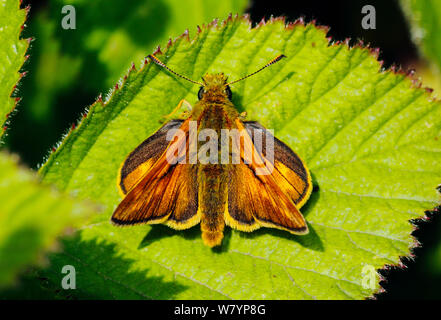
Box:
left=118, top=120, right=184, bottom=195
left=243, top=121, right=312, bottom=208
left=112, top=119, right=200, bottom=228
left=224, top=119, right=310, bottom=234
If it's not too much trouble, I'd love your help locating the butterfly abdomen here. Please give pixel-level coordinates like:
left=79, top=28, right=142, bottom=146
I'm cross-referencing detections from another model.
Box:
left=198, top=164, right=228, bottom=247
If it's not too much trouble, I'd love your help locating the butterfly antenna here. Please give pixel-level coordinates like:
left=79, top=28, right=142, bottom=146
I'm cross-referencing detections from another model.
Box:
left=226, top=54, right=286, bottom=86
left=148, top=55, right=203, bottom=86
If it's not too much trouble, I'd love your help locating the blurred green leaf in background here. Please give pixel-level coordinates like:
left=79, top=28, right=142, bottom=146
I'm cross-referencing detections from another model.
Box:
left=0, top=0, right=95, bottom=292
left=4, top=0, right=249, bottom=166
left=0, top=151, right=94, bottom=289
left=400, top=0, right=441, bottom=79
left=0, top=0, right=29, bottom=141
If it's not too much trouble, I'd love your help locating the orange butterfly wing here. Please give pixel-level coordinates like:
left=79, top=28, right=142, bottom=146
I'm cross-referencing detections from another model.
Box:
left=112, top=119, right=200, bottom=229
left=118, top=120, right=184, bottom=195
left=243, top=121, right=312, bottom=208
left=224, top=119, right=311, bottom=234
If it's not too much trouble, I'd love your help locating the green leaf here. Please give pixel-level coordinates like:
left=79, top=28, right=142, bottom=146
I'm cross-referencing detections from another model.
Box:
left=39, top=17, right=441, bottom=299
left=400, top=0, right=441, bottom=76
left=0, top=152, right=94, bottom=289
left=0, top=0, right=29, bottom=141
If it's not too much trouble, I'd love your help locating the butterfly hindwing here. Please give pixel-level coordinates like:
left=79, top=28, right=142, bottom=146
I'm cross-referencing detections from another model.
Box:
left=227, top=162, right=308, bottom=233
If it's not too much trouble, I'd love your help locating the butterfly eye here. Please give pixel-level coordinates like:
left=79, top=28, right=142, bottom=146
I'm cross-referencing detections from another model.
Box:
left=225, top=85, right=232, bottom=101
left=198, top=87, right=205, bottom=100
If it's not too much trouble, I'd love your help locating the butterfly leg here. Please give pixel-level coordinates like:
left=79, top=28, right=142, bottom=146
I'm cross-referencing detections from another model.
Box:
left=159, top=99, right=193, bottom=124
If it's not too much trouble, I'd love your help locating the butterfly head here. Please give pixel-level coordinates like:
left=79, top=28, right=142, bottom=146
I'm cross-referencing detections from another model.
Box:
left=198, top=73, right=232, bottom=101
